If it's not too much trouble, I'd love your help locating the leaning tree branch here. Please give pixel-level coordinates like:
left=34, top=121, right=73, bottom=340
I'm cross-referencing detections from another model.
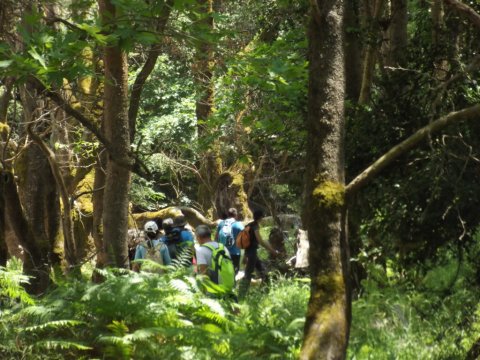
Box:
left=345, top=104, right=480, bottom=197
left=29, top=77, right=152, bottom=179
left=29, top=77, right=110, bottom=148
left=444, top=0, right=480, bottom=29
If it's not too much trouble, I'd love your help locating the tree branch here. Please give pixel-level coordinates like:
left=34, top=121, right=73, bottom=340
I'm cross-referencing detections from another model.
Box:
left=129, top=0, right=174, bottom=141
left=29, top=77, right=152, bottom=179
left=444, top=0, right=480, bottom=29
left=346, top=104, right=480, bottom=197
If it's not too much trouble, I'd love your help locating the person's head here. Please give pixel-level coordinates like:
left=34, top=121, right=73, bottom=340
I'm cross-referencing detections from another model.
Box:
left=253, top=209, right=265, bottom=222
left=144, top=221, right=159, bottom=239
left=195, top=225, right=212, bottom=244
left=162, top=218, right=174, bottom=234
left=227, top=207, right=238, bottom=219
left=174, top=215, right=187, bottom=228
left=154, top=217, right=163, bottom=230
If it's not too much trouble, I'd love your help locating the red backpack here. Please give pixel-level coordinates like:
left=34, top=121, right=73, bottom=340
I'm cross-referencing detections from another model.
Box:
left=236, top=225, right=252, bottom=249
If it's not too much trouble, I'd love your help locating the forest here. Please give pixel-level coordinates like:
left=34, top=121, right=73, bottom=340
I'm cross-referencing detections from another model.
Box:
left=0, top=0, right=480, bottom=359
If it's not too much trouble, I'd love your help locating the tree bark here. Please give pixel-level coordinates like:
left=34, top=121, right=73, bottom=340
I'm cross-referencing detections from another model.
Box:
left=358, top=0, right=385, bottom=105
left=99, top=0, right=131, bottom=268
left=387, top=0, right=408, bottom=66
left=195, top=0, right=224, bottom=216
left=300, top=1, right=350, bottom=359
left=3, top=171, right=49, bottom=293
left=345, top=0, right=362, bottom=100
left=0, top=171, right=6, bottom=266
left=92, top=150, right=108, bottom=279
left=432, top=0, right=445, bottom=49
left=27, top=125, right=77, bottom=270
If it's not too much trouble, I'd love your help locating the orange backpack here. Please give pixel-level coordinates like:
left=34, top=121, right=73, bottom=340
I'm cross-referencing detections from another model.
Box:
left=236, top=225, right=252, bottom=249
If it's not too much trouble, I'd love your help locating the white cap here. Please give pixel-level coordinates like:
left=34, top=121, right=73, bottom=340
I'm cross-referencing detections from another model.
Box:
left=144, top=221, right=158, bottom=233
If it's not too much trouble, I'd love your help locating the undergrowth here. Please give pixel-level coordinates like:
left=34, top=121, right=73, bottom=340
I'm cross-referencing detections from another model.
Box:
left=0, top=265, right=309, bottom=360
left=348, top=241, right=480, bottom=360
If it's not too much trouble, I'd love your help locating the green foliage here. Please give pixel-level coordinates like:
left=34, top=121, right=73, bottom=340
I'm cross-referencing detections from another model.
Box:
left=0, top=258, right=34, bottom=307
left=0, top=267, right=308, bottom=359
left=349, top=239, right=480, bottom=359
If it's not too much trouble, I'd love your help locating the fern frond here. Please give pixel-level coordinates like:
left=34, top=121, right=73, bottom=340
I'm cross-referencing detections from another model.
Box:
left=34, top=339, right=92, bottom=350
left=97, top=335, right=131, bottom=346
left=22, top=320, right=85, bottom=332
left=20, top=306, right=54, bottom=320
left=123, top=327, right=165, bottom=342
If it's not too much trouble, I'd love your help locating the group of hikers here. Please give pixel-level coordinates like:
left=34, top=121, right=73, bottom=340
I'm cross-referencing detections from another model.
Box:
left=131, top=208, right=280, bottom=299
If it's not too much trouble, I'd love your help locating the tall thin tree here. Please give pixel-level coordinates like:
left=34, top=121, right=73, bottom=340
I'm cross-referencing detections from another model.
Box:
left=301, top=0, right=350, bottom=359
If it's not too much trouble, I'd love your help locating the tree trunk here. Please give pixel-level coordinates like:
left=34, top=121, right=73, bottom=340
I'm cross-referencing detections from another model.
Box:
left=99, top=0, right=131, bottom=268
left=214, top=172, right=251, bottom=220
left=18, top=84, right=62, bottom=268
left=92, top=151, right=108, bottom=279
left=28, top=125, right=77, bottom=270
left=358, top=0, right=385, bottom=105
left=388, top=0, right=408, bottom=66
left=0, top=171, right=6, bottom=266
left=3, top=171, right=50, bottom=293
left=432, top=0, right=444, bottom=49
left=195, top=0, right=223, bottom=216
left=300, top=1, right=350, bottom=359
left=345, top=0, right=362, bottom=100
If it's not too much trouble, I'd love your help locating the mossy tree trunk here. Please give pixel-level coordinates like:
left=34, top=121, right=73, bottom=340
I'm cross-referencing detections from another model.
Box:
left=99, top=0, right=131, bottom=268
left=18, top=84, right=62, bottom=269
left=214, top=172, right=251, bottom=220
left=195, top=0, right=223, bottom=217
left=300, top=1, right=350, bottom=359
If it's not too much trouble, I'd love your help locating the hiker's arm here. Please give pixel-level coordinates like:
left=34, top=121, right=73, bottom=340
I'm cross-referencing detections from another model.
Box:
left=255, top=230, right=277, bottom=256
left=197, top=264, right=208, bottom=275
left=132, top=246, right=143, bottom=272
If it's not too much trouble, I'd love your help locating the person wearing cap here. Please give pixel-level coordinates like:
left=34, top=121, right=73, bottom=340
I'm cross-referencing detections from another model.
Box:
left=133, top=220, right=171, bottom=272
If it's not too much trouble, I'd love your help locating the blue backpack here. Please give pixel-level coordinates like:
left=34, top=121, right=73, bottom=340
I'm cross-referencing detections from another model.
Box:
left=218, top=219, right=235, bottom=248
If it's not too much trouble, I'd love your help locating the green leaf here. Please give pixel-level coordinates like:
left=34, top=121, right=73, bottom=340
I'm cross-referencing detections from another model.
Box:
left=28, top=48, right=47, bottom=68
left=0, top=60, right=13, bottom=68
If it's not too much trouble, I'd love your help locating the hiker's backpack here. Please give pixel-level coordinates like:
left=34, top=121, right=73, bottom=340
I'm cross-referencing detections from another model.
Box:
left=218, top=219, right=235, bottom=248
left=236, top=224, right=252, bottom=249
left=164, top=229, right=183, bottom=260
left=200, top=243, right=235, bottom=295
left=141, top=240, right=164, bottom=273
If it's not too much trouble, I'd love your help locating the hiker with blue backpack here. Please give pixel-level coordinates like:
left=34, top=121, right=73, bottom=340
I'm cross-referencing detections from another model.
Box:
left=133, top=221, right=171, bottom=273
left=161, top=216, right=195, bottom=267
left=195, top=224, right=236, bottom=298
left=215, top=207, right=243, bottom=274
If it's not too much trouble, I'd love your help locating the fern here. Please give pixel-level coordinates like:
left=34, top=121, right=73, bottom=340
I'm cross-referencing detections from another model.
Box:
left=22, top=320, right=86, bottom=333
left=34, top=340, right=92, bottom=351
